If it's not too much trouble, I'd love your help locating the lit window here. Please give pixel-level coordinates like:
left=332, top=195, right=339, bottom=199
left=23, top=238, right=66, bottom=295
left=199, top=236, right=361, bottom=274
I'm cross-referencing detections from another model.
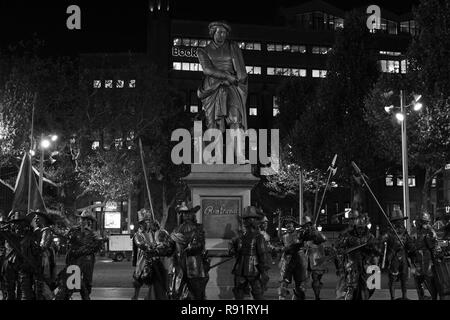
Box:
left=191, top=39, right=198, bottom=47
left=283, top=44, right=291, bottom=52
left=116, top=80, right=124, bottom=88
left=273, top=108, right=280, bottom=117
left=105, top=80, right=113, bottom=88
left=92, top=141, right=100, bottom=150
left=267, top=44, right=275, bottom=51
left=190, top=106, right=198, bottom=113
left=385, top=175, right=394, bottom=186
left=312, top=70, right=327, bottom=78
left=275, top=44, right=283, bottom=52
left=182, top=62, right=189, bottom=71
left=254, top=43, right=261, bottom=50
left=408, top=176, right=416, bottom=187
left=199, top=39, right=207, bottom=47
left=246, top=66, right=262, bottom=75
left=182, top=38, right=190, bottom=46
left=401, top=60, right=407, bottom=74
left=173, top=62, right=182, bottom=70
left=245, top=43, right=254, bottom=50
left=129, top=80, right=136, bottom=88
left=190, top=63, right=199, bottom=71
left=93, top=80, right=102, bottom=88
left=173, top=38, right=181, bottom=46
left=379, top=51, right=401, bottom=56
left=267, top=67, right=275, bottom=75
left=432, top=178, right=437, bottom=188
left=397, top=177, right=404, bottom=186
left=249, top=108, right=257, bottom=116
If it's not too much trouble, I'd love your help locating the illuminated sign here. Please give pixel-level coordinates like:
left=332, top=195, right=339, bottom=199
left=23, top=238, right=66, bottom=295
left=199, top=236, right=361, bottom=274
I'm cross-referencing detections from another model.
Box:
left=105, top=212, right=121, bottom=229
left=172, top=47, right=198, bottom=58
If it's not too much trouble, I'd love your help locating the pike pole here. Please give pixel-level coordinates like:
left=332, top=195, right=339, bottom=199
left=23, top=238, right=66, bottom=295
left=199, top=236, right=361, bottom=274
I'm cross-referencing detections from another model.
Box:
left=314, top=154, right=338, bottom=225
left=139, top=138, right=155, bottom=221
left=351, top=161, right=405, bottom=247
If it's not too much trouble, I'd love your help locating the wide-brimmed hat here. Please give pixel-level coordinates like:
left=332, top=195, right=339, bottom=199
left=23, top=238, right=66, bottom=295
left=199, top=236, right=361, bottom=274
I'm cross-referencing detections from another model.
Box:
left=208, top=21, right=232, bottom=33
left=419, top=212, right=431, bottom=223
left=302, top=215, right=312, bottom=225
left=242, top=206, right=263, bottom=219
left=281, top=215, right=300, bottom=226
left=27, top=210, right=55, bottom=225
left=176, top=202, right=201, bottom=215
left=354, top=213, right=370, bottom=227
left=137, top=208, right=153, bottom=223
left=390, top=209, right=408, bottom=222
left=7, top=211, right=27, bottom=224
left=79, top=209, right=97, bottom=222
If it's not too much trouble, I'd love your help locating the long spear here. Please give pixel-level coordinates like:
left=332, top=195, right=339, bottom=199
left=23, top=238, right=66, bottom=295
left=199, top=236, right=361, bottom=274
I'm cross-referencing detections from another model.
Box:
left=27, top=93, right=37, bottom=215
left=314, top=154, right=338, bottom=225
left=351, top=161, right=404, bottom=246
left=138, top=138, right=155, bottom=220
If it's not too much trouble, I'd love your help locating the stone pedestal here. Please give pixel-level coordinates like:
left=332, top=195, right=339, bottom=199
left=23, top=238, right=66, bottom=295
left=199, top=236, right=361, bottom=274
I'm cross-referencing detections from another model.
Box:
left=183, top=164, right=259, bottom=255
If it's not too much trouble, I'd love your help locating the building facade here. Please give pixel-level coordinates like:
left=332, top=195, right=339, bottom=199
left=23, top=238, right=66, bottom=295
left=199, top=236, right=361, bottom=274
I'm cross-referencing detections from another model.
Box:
left=80, top=0, right=448, bottom=232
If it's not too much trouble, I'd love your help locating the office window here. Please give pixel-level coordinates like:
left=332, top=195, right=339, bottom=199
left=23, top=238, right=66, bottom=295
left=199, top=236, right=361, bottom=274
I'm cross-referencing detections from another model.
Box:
left=249, top=108, right=258, bottom=116
left=273, top=96, right=280, bottom=117
left=190, top=106, right=198, bottom=113
left=312, top=69, right=327, bottom=78
left=267, top=67, right=307, bottom=77
left=312, top=46, right=331, bottom=54
left=386, top=175, right=394, bottom=186
left=397, top=176, right=416, bottom=187
left=173, top=61, right=203, bottom=72
left=401, top=60, right=407, bottom=74
left=238, top=42, right=262, bottom=51
left=379, top=51, right=402, bottom=56
left=267, top=43, right=275, bottom=51
left=400, top=21, right=409, bottom=34
left=199, top=39, right=208, bottom=47
left=283, top=44, right=291, bottom=52
left=275, top=44, right=283, bottom=52
left=246, top=66, right=262, bottom=75
left=388, top=21, right=398, bottom=35
left=182, top=38, right=191, bottom=46
left=379, top=60, right=401, bottom=73
left=173, top=62, right=182, bottom=70
left=190, top=39, right=199, bottom=47
left=173, top=38, right=182, bottom=46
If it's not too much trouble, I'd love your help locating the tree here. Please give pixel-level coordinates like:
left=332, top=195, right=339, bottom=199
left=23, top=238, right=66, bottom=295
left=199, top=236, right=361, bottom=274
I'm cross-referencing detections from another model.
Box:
left=364, top=0, right=450, bottom=213
left=75, top=55, right=190, bottom=226
left=271, top=11, right=380, bottom=213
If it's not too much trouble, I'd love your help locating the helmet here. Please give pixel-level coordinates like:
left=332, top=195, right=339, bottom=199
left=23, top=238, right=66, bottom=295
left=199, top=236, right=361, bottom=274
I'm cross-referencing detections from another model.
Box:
left=281, top=215, right=300, bottom=227
left=137, top=208, right=153, bottom=223
left=419, top=212, right=431, bottom=223
left=390, top=209, right=408, bottom=222
left=176, top=202, right=201, bottom=215
left=80, top=210, right=97, bottom=222
left=242, top=206, right=263, bottom=219
left=302, top=215, right=312, bottom=225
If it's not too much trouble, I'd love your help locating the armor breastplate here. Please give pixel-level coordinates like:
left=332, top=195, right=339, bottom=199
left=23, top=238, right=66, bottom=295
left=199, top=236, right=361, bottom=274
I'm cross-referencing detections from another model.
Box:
left=282, top=231, right=299, bottom=248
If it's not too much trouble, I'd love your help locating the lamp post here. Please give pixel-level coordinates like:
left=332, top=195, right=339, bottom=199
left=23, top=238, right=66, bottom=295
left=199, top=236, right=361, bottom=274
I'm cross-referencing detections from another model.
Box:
left=385, top=91, right=422, bottom=233
left=400, top=90, right=411, bottom=233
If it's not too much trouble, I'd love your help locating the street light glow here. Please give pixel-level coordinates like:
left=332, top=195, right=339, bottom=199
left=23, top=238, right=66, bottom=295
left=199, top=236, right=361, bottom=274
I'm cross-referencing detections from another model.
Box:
left=384, top=105, right=394, bottom=113
left=30, top=150, right=36, bottom=156
left=413, top=102, right=423, bottom=111
left=51, top=135, right=58, bottom=142
left=41, top=139, right=51, bottom=149
left=395, top=113, right=405, bottom=121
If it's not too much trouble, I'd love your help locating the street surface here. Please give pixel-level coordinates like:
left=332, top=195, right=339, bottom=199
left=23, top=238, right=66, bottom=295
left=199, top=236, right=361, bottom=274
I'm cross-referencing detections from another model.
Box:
left=52, top=255, right=422, bottom=300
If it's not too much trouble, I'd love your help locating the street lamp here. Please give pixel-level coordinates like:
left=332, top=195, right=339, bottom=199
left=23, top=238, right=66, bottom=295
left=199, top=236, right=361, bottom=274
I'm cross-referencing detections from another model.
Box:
left=385, top=90, right=423, bottom=233
left=36, top=134, right=58, bottom=193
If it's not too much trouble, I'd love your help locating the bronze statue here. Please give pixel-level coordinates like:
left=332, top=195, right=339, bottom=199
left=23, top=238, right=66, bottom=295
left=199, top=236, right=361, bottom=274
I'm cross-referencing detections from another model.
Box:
left=197, top=21, right=248, bottom=132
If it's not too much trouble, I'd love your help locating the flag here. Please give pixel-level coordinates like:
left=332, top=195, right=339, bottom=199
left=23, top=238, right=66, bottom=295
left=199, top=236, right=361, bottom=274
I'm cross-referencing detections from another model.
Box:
left=11, top=154, right=47, bottom=215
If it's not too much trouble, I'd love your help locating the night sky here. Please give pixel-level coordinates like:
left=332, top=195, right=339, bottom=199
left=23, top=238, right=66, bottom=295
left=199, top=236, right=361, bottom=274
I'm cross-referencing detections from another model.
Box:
left=0, top=0, right=419, bottom=55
